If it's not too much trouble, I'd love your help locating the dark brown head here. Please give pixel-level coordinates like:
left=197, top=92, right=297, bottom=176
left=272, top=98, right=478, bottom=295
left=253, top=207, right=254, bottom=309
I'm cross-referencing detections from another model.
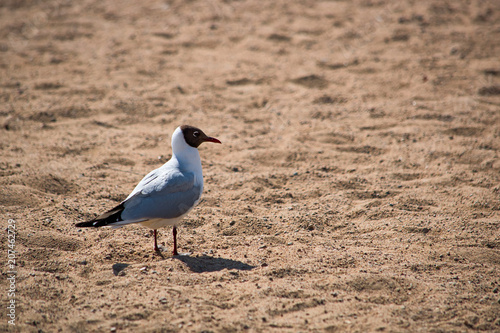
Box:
left=180, top=125, right=221, bottom=148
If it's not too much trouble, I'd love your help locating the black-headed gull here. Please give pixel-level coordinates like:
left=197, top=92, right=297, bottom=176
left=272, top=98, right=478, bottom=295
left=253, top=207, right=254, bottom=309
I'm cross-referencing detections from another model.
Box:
left=75, top=125, right=221, bottom=255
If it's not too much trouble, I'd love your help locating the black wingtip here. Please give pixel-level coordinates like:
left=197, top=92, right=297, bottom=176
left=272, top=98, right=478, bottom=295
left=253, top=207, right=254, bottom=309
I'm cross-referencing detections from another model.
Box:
left=75, top=203, right=125, bottom=228
left=75, top=220, right=99, bottom=228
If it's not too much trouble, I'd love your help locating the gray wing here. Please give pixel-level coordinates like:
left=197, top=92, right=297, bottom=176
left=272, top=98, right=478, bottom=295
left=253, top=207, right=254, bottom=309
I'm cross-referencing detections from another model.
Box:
left=125, top=167, right=162, bottom=201
left=121, top=169, right=202, bottom=222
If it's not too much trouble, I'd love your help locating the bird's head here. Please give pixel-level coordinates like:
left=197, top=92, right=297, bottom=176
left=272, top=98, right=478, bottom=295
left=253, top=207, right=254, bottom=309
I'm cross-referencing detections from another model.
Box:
left=179, top=125, right=221, bottom=148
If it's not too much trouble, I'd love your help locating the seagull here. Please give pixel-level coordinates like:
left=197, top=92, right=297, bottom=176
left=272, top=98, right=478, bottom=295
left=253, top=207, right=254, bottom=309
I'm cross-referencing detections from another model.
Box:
left=75, top=125, right=221, bottom=255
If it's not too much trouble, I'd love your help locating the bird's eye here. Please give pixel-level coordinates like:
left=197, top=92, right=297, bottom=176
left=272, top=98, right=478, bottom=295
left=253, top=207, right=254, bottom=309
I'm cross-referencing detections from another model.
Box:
left=193, top=131, right=199, bottom=137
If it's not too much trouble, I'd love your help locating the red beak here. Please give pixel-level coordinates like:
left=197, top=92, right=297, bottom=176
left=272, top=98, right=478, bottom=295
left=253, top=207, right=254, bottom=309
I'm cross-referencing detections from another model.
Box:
left=204, top=136, right=221, bottom=144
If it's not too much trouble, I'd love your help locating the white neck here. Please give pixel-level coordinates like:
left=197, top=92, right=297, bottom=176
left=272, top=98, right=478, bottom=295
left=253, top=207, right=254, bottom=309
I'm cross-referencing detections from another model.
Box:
left=170, top=127, right=202, bottom=174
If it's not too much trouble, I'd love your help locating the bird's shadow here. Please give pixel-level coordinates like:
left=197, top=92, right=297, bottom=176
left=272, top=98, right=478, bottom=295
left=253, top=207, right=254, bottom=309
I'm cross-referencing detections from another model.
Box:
left=173, top=255, right=255, bottom=273
left=112, top=263, right=130, bottom=276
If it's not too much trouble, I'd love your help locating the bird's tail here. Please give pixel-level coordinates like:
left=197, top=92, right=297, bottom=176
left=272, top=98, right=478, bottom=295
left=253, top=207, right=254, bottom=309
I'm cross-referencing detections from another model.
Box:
left=75, top=203, right=125, bottom=228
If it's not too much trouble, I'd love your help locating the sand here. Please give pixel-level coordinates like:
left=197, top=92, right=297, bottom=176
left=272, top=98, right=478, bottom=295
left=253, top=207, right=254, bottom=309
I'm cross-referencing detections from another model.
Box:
left=1, top=0, right=499, bottom=332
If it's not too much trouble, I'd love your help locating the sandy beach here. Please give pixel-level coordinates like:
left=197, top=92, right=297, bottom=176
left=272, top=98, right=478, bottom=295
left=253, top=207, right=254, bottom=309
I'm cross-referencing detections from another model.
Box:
left=1, top=0, right=499, bottom=331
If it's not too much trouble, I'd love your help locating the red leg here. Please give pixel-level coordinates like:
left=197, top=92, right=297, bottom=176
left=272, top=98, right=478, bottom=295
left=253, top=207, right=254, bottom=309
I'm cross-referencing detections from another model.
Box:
left=172, top=226, right=179, bottom=255
left=154, top=229, right=159, bottom=252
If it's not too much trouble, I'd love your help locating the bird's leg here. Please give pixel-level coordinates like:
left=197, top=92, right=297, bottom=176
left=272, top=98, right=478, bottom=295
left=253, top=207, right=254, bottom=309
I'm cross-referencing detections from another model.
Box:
left=172, top=226, right=179, bottom=256
left=154, top=229, right=160, bottom=252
